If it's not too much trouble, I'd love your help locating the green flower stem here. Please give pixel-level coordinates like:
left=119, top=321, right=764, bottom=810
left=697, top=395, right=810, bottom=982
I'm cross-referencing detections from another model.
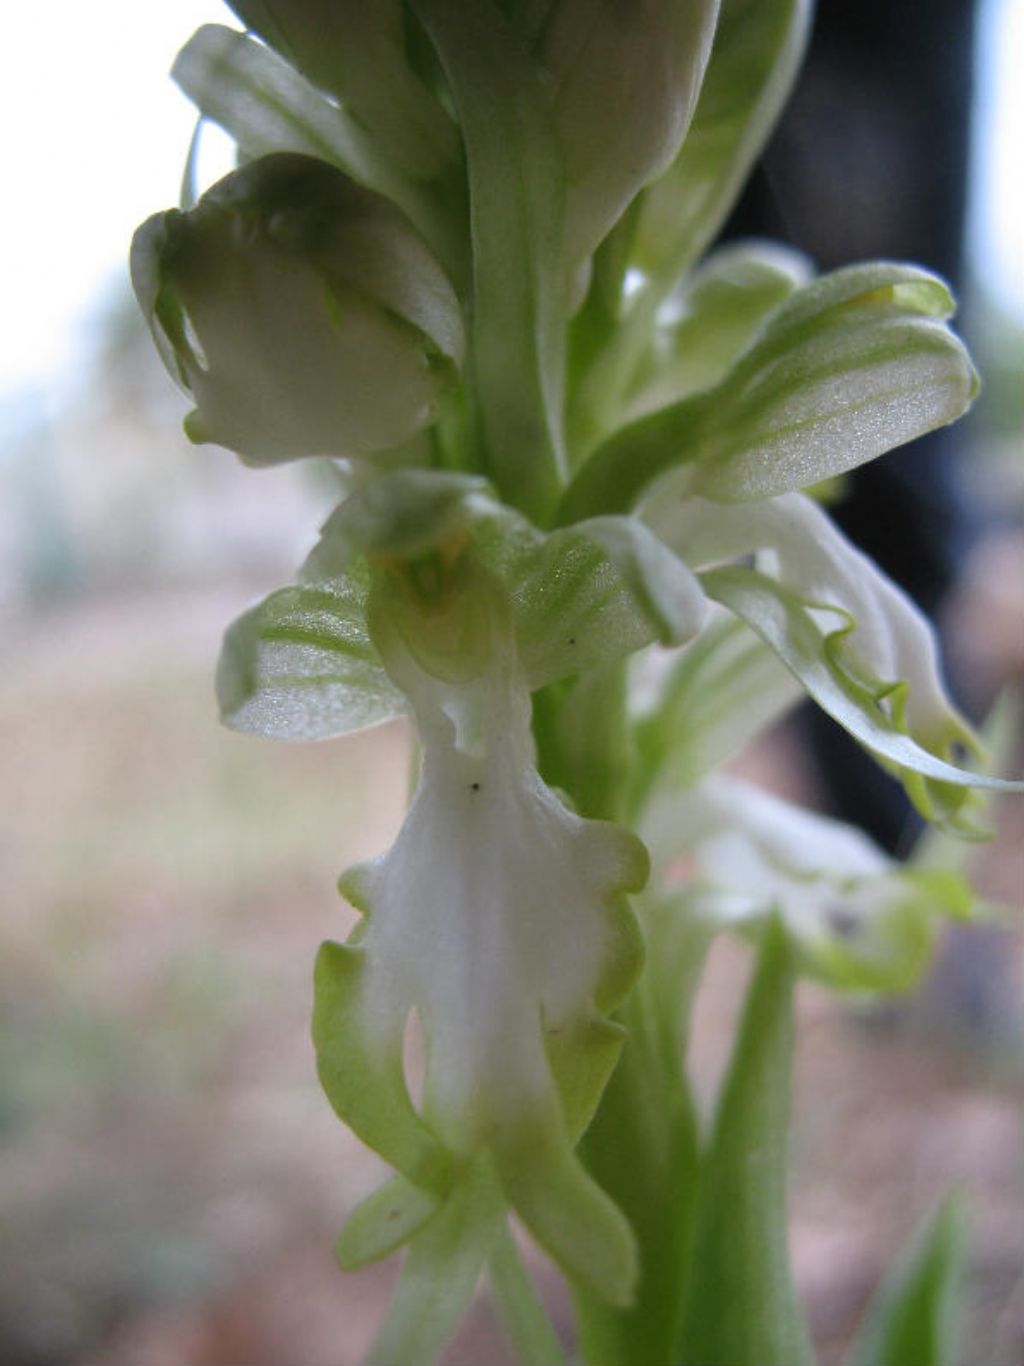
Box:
left=488, top=1225, right=567, bottom=1366
left=555, top=393, right=705, bottom=526
left=410, top=0, right=568, bottom=524
left=675, top=919, right=815, bottom=1366
left=531, top=661, right=631, bottom=823
left=574, top=901, right=712, bottom=1366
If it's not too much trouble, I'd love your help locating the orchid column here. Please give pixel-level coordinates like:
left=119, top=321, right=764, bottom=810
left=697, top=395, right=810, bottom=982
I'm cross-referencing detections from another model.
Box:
left=132, top=2, right=1020, bottom=1363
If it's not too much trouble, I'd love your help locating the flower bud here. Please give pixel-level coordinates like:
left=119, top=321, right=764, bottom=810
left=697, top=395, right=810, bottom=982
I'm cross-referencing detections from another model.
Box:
left=131, top=153, right=464, bottom=465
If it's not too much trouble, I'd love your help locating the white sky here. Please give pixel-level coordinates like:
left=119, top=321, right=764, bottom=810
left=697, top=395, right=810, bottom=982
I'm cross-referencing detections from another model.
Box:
left=969, top=0, right=1024, bottom=313
left=0, top=1, right=233, bottom=399
left=1, top=0, right=1021, bottom=406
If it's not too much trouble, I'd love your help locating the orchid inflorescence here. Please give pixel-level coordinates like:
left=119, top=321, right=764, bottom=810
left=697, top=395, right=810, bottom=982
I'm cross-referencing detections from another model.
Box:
left=132, top=3, right=1020, bottom=1362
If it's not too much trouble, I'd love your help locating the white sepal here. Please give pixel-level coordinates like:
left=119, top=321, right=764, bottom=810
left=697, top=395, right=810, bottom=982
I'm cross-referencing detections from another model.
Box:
left=649, top=490, right=970, bottom=751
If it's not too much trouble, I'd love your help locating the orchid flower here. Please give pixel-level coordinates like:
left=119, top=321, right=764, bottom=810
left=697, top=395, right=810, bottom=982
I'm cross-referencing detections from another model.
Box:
left=642, top=773, right=972, bottom=993
left=133, top=0, right=1023, bottom=1360
left=132, top=153, right=464, bottom=464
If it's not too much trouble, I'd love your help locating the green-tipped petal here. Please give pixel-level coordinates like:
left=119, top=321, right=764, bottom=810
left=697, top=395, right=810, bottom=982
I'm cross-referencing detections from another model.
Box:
left=313, top=938, right=452, bottom=1191
left=561, top=262, right=978, bottom=520
left=690, top=263, right=979, bottom=501
left=699, top=563, right=1021, bottom=834
left=647, top=492, right=1024, bottom=831
left=653, top=492, right=972, bottom=749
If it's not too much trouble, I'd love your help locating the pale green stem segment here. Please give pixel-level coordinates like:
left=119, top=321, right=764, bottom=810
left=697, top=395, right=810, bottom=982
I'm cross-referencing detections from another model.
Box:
left=411, top=0, right=568, bottom=524
left=574, top=899, right=713, bottom=1366
left=488, top=1225, right=567, bottom=1366
left=531, top=661, right=632, bottom=823
left=846, top=1195, right=967, bottom=1366
left=366, top=1152, right=504, bottom=1366
left=675, top=919, right=815, bottom=1366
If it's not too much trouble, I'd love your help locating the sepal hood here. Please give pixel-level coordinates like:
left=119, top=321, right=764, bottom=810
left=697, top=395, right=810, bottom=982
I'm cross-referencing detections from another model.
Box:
left=131, top=153, right=463, bottom=465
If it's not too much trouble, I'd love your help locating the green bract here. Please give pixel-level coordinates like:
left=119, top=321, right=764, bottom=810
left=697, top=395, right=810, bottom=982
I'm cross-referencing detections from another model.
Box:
left=131, top=153, right=463, bottom=464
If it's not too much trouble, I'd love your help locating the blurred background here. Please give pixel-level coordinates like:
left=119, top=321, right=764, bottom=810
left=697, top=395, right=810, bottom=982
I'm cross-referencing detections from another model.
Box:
left=1, top=3, right=1021, bottom=1363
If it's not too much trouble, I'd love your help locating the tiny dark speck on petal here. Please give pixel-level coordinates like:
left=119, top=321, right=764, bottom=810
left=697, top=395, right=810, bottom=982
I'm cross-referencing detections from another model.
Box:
left=827, top=906, right=860, bottom=939
left=470, top=781, right=481, bottom=791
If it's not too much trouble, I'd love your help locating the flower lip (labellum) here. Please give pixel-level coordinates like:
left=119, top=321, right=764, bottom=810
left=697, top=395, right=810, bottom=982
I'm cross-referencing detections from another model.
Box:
left=313, top=554, right=648, bottom=1301
left=130, top=152, right=464, bottom=465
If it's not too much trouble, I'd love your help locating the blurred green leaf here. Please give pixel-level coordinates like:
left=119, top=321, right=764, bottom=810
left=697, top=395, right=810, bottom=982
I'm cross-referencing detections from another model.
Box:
left=675, top=919, right=814, bottom=1366
left=847, top=1195, right=967, bottom=1366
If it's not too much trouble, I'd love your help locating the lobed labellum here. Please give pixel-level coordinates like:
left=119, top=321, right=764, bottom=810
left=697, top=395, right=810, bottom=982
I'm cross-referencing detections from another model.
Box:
left=314, top=567, right=647, bottom=1300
